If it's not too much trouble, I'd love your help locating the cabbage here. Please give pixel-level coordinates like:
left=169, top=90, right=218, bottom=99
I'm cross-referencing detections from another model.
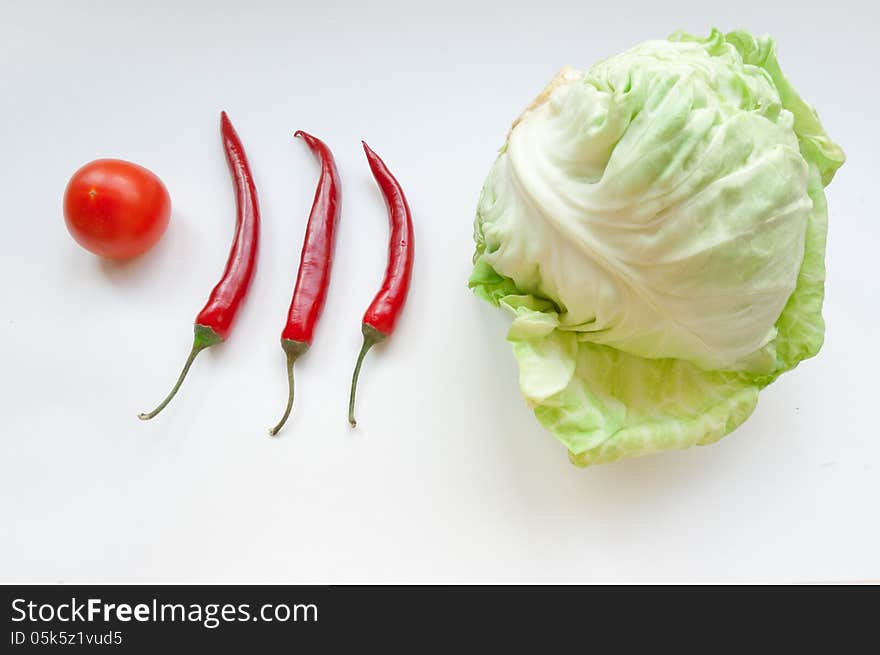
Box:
left=469, top=29, right=844, bottom=466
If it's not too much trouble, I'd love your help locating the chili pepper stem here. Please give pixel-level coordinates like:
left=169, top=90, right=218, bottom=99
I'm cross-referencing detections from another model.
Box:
left=348, top=324, right=386, bottom=427
left=138, top=325, right=222, bottom=421
left=268, top=339, right=309, bottom=436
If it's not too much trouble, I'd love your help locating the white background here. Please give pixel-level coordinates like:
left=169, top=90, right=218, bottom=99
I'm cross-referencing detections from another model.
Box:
left=2, top=0, right=878, bottom=583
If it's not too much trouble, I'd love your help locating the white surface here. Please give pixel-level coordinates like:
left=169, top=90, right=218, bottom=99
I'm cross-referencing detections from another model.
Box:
left=1, top=0, right=878, bottom=584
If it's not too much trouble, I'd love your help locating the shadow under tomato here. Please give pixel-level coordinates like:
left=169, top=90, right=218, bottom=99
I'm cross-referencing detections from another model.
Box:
left=93, top=213, right=188, bottom=288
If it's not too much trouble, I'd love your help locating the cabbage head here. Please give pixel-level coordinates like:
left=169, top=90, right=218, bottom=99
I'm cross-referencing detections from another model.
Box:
left=469, top=29, right=844, bottom=466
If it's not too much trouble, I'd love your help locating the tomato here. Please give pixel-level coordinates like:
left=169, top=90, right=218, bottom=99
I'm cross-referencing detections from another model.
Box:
left=63, top=159, right=171, bottom=260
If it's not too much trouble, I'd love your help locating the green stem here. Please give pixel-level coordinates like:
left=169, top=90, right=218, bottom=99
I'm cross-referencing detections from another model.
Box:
left=348, top=324, right=386, bottom=427
left=138, top=325, right=222, bottom=421
left=268, top=339, right=309, bottom=436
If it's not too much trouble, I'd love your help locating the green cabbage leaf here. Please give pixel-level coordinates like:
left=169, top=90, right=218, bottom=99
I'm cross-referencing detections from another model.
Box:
left=469, top=29, right=844, bottom=466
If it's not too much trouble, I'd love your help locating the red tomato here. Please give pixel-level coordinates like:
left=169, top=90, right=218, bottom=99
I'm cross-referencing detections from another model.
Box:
left=63, top=159, right=171, bottom=260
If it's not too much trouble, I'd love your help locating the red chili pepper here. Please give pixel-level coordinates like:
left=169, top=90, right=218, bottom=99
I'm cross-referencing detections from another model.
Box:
left=348, top=142, right=414, bottom=427
left=139, top=111, right=260, bottom=420
left=269, top=131, right=342, bottom=436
